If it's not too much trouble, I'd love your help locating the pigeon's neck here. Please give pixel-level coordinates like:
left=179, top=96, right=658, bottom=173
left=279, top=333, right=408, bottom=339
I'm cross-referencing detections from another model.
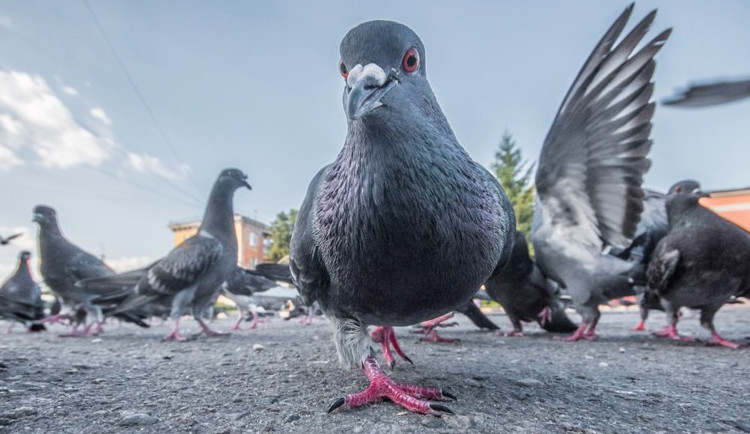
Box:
left=14, top=259, right=32, bottom=283
left=199, top=185, right=236, bottom=243
left=38, top=222, right=65, bottom=251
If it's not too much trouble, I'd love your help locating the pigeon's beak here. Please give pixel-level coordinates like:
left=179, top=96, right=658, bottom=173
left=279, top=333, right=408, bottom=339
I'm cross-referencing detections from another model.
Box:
left=32, top=213, right=43, bottom=223
left=243, top=176, right=252, bottom=190
left=344, top=63, right=400, bottom=121
left=692, top=188, right=709, bottom=198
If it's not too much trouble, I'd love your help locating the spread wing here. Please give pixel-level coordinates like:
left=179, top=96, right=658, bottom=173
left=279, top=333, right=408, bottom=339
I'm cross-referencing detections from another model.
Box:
left=289, top=166, right=331, bottom=306
left=535, top=5, right=670, bottom=251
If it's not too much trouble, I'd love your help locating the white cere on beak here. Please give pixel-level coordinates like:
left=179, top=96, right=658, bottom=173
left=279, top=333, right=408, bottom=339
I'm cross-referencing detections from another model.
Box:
left=346, top=63, right=387, bottom=88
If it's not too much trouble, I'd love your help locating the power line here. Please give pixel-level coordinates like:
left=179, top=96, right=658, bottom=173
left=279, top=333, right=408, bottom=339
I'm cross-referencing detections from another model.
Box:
left=82, top=0, right=204, bottom=194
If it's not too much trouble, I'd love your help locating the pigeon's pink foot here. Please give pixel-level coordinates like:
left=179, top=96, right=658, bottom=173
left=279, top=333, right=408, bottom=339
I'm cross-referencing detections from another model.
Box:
left=42, top=314, right=71, bottom=325
left=420, top=313, right=458, bottom=330
left=500, top=329, right=523, bottom=337
left=420, top=330, right=459, bottom=344
left=162, top=328, right=186, bottom=342
left=92, top=321, right=104, bottom=335
left=632, top=320, right=646, bottom=331
left=708, top=332, right=743, bottom=349
left=59, top=323, right=94, bottom=338
left=299, top=310, right=314, bottom=326
left=327, top=356, right=455, bottom=415
left=370, top=326, right=413, bottom=369
left=652, top=324, right=695, bottom=341
left=196, top=318, right=230, bottom=337
left=555, top=323, right=595, bottom=341
left=231, top=315, right=243, bottom=331
left=250, top=312, right=259, bottom=330
left=538, top=307, right=552, bottom=326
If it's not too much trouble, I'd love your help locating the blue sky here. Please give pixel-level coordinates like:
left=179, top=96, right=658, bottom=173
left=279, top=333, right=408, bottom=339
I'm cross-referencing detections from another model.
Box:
left=0, top=1, right=748, bottom=279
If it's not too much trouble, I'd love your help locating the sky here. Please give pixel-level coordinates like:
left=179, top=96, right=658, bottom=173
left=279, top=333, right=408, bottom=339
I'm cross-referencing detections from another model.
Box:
left=0, top=1, right=748, bottom=280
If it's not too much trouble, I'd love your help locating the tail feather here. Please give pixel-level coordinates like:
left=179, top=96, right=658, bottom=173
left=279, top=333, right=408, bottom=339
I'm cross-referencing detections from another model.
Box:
left=255, top=263, right=294, bottom=284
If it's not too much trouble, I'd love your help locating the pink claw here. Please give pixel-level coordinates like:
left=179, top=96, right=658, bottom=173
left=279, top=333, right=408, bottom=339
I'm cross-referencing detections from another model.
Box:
left=327, top=356, right=455, bottom=415
left=632, top=321, right=646, bottom=331
left=708, top=332, right=743, bottom=349
left=501, top=329, right=524, bottom=337
left=538, top=307, right=552, bottom=326
left=412, top=313, right=459, bottom=344
left=555, top=323, right=596, bottom=342
left=652, top=324, right=695, bottom=341
left=370, top=326, right=413, bottom=369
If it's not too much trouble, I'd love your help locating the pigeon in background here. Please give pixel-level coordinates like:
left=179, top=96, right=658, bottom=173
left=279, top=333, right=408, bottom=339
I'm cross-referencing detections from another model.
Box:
left=485, top=231, right=577, bottom=336
left=290, top=21, right=515, bottom=415
left=662, top=77, right=750, bottom=107
left=87, top=168, right=251, bottom=341
left=33, top=205, right=149, bottom=336
left=646, top=180, right=750, bottom=348
left=222, top=266, right=278, bottom=330
left=531, top=6, right=671, bottom=341
left=0, top=233, right=23, bottom=246
left=0, top=251, right=45, bottom=332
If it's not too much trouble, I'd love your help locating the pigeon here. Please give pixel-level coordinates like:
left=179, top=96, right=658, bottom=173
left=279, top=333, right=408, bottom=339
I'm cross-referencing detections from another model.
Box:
left=0, top=251, right=45, bottom=332
left=33, top=205, right=149, bottom=336
left=646, top=180, right=750, bottom=348
left=290, top=20, right=515, bottom=415
left=485, top=231, right=577, bottom=336
left=86, top=168, right=251, bottom=341
left=221, top=266, right=278, bottom=330
left=662, top=77, right=750, bottom=107
left=0, top=233, right=23, bottom=246
left=531, top=6, right=671, bottom=341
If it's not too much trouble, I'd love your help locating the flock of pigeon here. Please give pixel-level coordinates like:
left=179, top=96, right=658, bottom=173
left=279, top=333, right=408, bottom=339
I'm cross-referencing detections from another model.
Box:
left=1, top=4, right=749, bottom=416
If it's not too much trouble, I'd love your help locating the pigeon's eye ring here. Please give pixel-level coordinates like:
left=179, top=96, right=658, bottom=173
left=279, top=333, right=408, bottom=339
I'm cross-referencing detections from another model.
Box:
left=339, top=59, right=348, bottom=79
left=402, top=48, right=419, bottom=73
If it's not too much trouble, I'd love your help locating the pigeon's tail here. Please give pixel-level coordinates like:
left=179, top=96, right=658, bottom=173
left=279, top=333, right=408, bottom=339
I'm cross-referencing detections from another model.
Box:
left=255, top=263, right=294, bottom=284
left=647, top=249, right=680, bottom=298
left=111, top=293, right=160, bottom=317
left=538, top=304, right=578, bottom=333
left=456, top=300, right=500, bottom=331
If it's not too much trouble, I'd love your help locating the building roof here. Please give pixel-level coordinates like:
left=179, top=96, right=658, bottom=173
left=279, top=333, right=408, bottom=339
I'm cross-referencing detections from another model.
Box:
left=168, top=213, right=269, bottom=232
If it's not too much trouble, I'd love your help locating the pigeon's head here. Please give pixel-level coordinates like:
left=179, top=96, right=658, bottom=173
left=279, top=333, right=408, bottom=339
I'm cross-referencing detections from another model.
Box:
left=666, top=180, right=708, bottom=213
left=339, top=20, right=430, bottom=122
left=217, top=168, right=252, bottom=191
left=18, top=251, right=31, bottom=262
left=32, top=205, right=57, bottom=226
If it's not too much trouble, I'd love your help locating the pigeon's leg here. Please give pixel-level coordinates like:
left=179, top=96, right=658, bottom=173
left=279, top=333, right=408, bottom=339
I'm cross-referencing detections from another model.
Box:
left=633, top=302, right=650, bottom=331
left=557, top=306, right=598, bottom=341
left=328, top=356, right=455, bottom=415
left=41, top=313, right=70, bottom=325
left=299, top=309, right=314, bottom=326
left=555, top=323, right=588, bottom=341
left=652, top=310, right=695, bottom=341
left=6, top=322, right=14, bottom=334
left=700, top=308, right=742, bottom=349
left=413, top=313, right=459, bottom=343
left=250, top=311, right=259, bottom=330
left=195, top=317, right=230, bottom=337
left=92, top=321, right=104, bottom=335
left=231, top=309, right=245, bottom=331
left=163, top=318, right=187, bottom=342
left=59, top=322, right=94, bottom=338
left=499, top=315, right=523, bottom=337
left=370, top=326, right=413, bottom=369
left=582, top=311, right=600, bottom=338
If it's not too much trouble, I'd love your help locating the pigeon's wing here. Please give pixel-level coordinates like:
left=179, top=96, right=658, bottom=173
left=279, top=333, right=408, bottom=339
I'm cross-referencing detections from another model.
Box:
left=535, top=6, right=670, bottom=250
left=255, top=263, right=294, bottom=284
left=289, top=166, right=331, bottom=306
left=663, top=78, right=750, bottom=107
left=0, top=233, right=23, bottom=244
left=65, top=249, right=115, bottom=282
left=141, top=235, right=224, bottom=297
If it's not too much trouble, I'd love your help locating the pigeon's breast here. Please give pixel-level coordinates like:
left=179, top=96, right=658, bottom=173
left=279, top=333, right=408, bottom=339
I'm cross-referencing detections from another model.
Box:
left=315, top=152, right=509, bottom=325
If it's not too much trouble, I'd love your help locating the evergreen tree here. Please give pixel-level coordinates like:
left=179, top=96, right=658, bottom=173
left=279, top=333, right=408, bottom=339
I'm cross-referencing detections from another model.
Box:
left=491, top=131, right=536, bottom=236
left=266, top=209, right=298, bottom=262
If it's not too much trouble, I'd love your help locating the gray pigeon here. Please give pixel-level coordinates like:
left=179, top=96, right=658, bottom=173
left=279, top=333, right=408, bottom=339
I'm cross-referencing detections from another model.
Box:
left=485, top=231, right=577, bottom=336
left=0, top=251, right=45, bottom=332
left=531, top=6, right=671, bottom=341
left=290, top=21, right=515, bottom=415
left=663, top=77, right=750, bottom=107
left=221, top=266, right=278, bottom=330
left=90, top=168, right=251, bottom=341
left=646, top=180, right=750, bottom=348
left=33, top=205, right=149, bottom=336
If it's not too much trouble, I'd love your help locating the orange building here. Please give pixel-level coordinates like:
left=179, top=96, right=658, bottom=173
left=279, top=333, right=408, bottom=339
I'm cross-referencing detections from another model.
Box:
left=168, top=214, right=270, bottom=269
left=701, top=188, right=750, bottom=233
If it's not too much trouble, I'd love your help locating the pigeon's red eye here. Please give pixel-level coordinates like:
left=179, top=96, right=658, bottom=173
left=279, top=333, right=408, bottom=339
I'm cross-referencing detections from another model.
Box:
left=339, top=59, right=348, bottom=79
left=402, top=47, right=419, bottom=73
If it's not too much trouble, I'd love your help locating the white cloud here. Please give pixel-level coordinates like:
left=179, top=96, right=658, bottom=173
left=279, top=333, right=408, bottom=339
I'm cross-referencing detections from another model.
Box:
left=61, top=86, right=78, bottom=96
left=0, top=12, right=11, bottom=29
left=0, top=70, right=112, bottom=168
left=105, top=255, right=155, bottom=273
left=90, top=107, right=112, bottom=125
left=126, top=151, right=186, bottom=181
left=0, top=69, right=190, bottom=181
